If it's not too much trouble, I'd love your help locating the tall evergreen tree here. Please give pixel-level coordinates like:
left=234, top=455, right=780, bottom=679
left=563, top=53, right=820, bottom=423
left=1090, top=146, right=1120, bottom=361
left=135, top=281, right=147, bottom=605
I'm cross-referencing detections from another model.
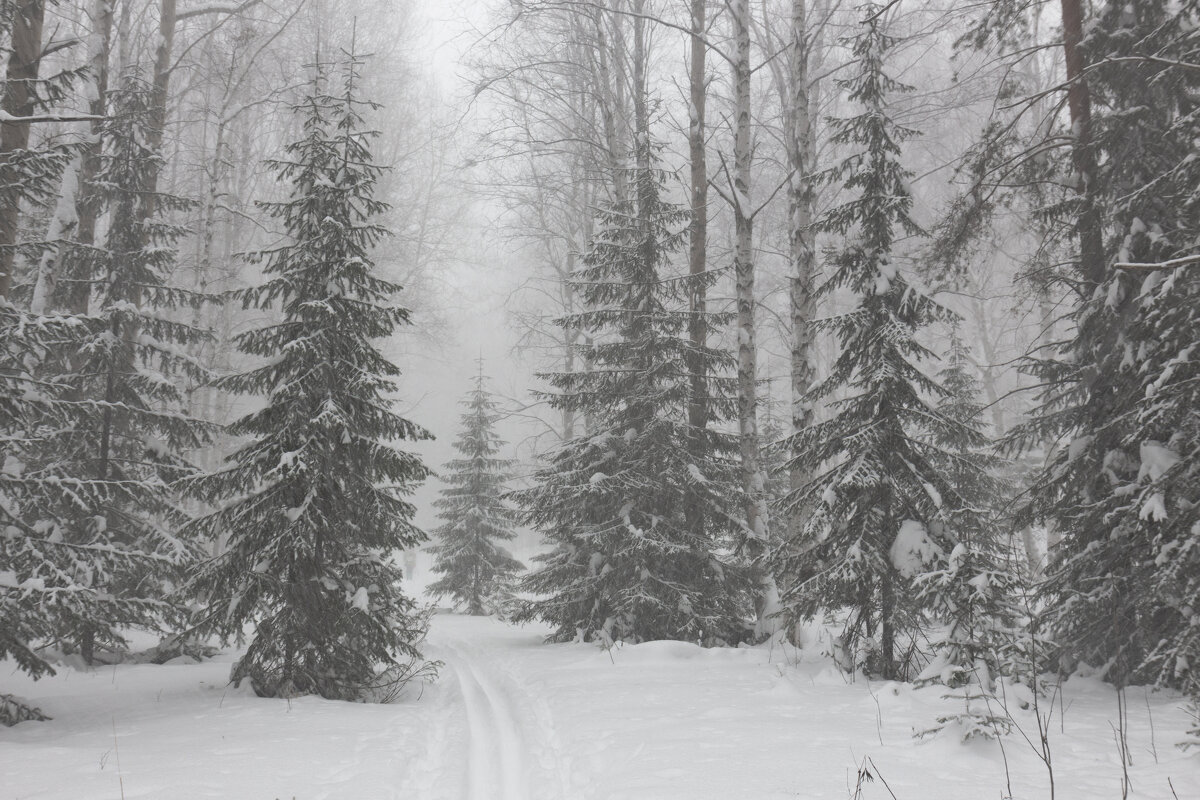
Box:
left=1, top=302, right=73, bottom=724
left=1009, top=0, right=1200, bottom=702
left=5, top=73, right=211, bottom=669
left=512, top=139, right=753, bottom=645
left=1, top=9, right=85, bottom=706
left=776, top=6, right=975, bottom=680
left=183, top=54, right=435, bottom=701
left=426, top=364, right=524, bottom=616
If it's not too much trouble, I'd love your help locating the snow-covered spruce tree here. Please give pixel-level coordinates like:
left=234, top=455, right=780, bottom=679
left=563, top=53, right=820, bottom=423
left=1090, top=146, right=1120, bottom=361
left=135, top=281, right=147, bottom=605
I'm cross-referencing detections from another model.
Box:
left=426, top=365, right=524, bottom=616
left=1009, top=0, right=1200, bottom=701
left=512, top=137, right=753, bottom=645
left=0, top=306, right=149, bottom=721
left=1, top=31, right=78, bottom=704
left=1, top=43, right=156, bottom=722
left=183, top=55, right=435, bottom=701
left=776, top=7, right=975, bottom=681
left=6, top=72, right=212, bottom=668
left=914, top=334, right=1020, bottom=739
left=1, top=303, right=67, bottom=723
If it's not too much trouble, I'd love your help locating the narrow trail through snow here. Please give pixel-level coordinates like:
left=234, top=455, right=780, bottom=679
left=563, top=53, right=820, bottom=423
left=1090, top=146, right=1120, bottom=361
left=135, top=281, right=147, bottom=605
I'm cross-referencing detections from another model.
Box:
left=425, top=617, right=577, bottom=800
left=452, top=648, right=530, bottom=800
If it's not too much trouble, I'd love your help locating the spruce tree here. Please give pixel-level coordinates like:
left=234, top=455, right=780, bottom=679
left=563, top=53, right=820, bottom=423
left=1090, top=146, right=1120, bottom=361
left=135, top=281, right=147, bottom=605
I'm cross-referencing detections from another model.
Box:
left=776, top=6, right=972, bottom=680
left=1, top=301, right=71, bottom=723
left=1, top=24, right=82, bottom=704
left=512, top=139, right=752, bottom=645
left=426, top=364, right=524, bottom=616
left=1009, top=0, right=1200, bottom=702
left=183, top=54, right=435, bottom=701
left=914, top=335, right=1020, bottom=739
left=4, top=72, right=212, bottom=670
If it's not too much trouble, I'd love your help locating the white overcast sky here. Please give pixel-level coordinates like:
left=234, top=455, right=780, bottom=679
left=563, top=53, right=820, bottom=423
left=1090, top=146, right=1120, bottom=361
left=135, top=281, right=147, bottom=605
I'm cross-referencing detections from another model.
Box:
left=390, top=0, right=546, bottom=556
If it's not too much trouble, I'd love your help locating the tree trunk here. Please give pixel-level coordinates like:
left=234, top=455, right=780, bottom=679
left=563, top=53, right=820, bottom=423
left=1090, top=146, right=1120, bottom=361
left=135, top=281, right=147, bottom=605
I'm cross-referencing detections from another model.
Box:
left=136, top=0, right=177, bottom=236
left=683, top=0, right=709, bottom=546
left=880, top=567, right=896, bottom=679
left=969, top=296, right=1007, bottom=435
left=60, top=0, right=114, bottom=315
left=80, top=628, right=95, bottom=665
left=631, top=0, right=650, bottom=211
left=593, top=1, right=628, bottom=199
left=786, top=0, right=817, bottom=530
left=731, top=0, right=779, bottom=638
left=0, top=0, right=47, bottom=299
left=1059, top=0, right=1104, bottom=287
left=29, top=154, right=80, bottom=313
left=686, top=0, right=708, bottom=433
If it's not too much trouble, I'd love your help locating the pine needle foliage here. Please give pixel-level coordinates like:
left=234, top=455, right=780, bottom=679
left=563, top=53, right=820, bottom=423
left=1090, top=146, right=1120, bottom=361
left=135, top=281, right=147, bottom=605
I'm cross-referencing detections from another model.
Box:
left=512, top=141, right=753, bottom=645
left=1, top=18, right=99, bottom=691
left=914, top=335, right=1021, bottom=739
left=0, top=303, right=94, bottom=684
left=1008, top=0, right=1200, bottom=699
left=776, top=6, right=983, bottom=680
left=183, top=54, right=435, bottom=701
left=427, top=366, right=524, bottom=616
left=3, top=69, right=211, bottom=688
left=10, top=74, right=212, bottom=669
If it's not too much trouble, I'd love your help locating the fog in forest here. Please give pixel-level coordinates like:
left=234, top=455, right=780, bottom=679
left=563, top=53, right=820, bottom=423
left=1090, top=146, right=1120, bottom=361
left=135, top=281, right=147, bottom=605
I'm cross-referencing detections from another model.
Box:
left=2, top=1, right=1197, bottom=797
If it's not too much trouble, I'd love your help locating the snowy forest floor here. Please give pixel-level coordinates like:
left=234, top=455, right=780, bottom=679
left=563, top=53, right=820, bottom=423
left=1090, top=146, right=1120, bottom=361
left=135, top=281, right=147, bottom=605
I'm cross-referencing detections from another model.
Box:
left=2, top=614, right=1198, bottom=800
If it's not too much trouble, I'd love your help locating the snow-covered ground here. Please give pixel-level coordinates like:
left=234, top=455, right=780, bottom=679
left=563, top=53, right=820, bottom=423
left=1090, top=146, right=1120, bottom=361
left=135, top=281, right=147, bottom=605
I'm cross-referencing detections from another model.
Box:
left=3, top=615, right=1197, bottom=799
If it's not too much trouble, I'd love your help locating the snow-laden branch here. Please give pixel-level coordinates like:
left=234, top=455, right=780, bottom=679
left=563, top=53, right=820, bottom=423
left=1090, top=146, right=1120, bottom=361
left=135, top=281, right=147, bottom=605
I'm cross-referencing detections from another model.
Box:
left=0, top=111, right=101, bottom=124
left=177, top=0, right=264, bottom=21
left=1114, top=254, right=1200, bottom=271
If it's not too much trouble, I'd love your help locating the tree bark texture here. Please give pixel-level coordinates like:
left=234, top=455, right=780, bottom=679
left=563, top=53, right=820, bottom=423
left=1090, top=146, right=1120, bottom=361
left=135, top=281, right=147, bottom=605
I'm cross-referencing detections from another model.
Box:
left=1059, top=0, right=1105, bottom=287
left=730, top=0, right=780, bottom=635
left=686, top=0, right=708, bottom=433
left=0, top=0, right=47, bottom=299
left=60, top=0, right=114, bottom=314
left=786, top=0, right=817, bottom=525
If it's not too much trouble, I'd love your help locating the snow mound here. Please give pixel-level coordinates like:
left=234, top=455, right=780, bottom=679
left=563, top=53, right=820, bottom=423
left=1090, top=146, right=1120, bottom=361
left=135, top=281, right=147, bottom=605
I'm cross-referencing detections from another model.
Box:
left=889, top=519, right=940, bottom=578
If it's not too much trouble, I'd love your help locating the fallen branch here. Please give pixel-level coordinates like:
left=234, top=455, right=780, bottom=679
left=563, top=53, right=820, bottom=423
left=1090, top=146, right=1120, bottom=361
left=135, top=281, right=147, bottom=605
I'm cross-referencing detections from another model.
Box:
left=0, top=693, right=50, bottom=726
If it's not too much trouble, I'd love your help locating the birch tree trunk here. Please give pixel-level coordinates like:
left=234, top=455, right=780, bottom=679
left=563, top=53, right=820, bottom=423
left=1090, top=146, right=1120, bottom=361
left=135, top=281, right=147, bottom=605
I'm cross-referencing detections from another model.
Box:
left=137, top=0, right=177, bottom=235
left=60, top=0, right=114, bottom=315
left=686, top=0, right=708, bottom=433
left=29, top=155, right=79, bottom=312
left=631, top=0, right=650, bottom=247
left=0, top=0, right=46, bottom=299
left=730, top=0, right=780, bottom=636
left=786, top=0, right=817, bottom=532
left=683, top=0, right=709, bottom=544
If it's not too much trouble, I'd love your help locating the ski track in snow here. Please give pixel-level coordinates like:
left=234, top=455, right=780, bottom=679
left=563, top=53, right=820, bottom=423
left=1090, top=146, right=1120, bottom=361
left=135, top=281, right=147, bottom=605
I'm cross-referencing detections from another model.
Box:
left=5, top=616, right=1197, bottom=799
left=394, top=660, right=460, bottom=800
left=454, top=647, right=529, bottom=800
left=435, top=630, right=579, bottom=800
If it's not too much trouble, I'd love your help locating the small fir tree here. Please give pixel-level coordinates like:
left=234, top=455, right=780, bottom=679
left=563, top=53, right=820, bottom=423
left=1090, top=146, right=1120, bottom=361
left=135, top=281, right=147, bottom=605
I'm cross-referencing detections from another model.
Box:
left=183, top=54, right=435, bottom=701
left=776, top=7, right=971, bottom=680
left=426, top=364, right=524, bottom=616
left=914, top=334, right=1020, bottom=739
left=512, top=140, right=753, bottom=645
